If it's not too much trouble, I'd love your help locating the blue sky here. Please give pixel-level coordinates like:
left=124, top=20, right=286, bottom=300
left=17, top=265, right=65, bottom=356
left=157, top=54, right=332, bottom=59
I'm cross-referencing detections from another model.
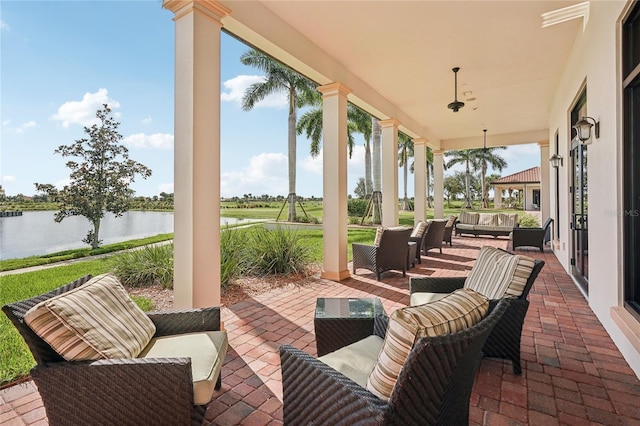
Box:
left=1, top=0, right=540, bottom=199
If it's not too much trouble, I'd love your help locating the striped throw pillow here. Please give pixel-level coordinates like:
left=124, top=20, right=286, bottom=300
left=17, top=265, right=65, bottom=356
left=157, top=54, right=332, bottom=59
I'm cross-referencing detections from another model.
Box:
left=410, top=221, right=428, bottom=238
left=24, top=273, right=156, bottom=361
left=459, top=211, right=479, bottom=225
left=366, top=288, right=488, bottom=401
left=374, top=227, right=385, bottom=246
left=498, top=213, right=519, bottom=228
left=478, top=213, right=497, bottom=226
left=464, top=246, right=535, bottom=299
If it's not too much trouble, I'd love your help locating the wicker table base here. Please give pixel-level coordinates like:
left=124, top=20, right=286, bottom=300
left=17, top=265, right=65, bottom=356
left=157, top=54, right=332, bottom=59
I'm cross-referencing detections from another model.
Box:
left=314, top=297, right=385, bottom=356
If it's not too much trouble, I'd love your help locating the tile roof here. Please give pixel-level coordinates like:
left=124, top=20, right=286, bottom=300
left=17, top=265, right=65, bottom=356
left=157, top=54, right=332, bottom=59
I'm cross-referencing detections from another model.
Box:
left=492, top=166, right=540, bottom=185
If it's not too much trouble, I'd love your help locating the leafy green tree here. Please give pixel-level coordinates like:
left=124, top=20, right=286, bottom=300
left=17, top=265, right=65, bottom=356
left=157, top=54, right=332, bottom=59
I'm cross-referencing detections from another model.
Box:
left=443, top=174, right=464, bottom=207
left=35, top=105, right=151, bottom=248
left=241, top=49, right=317, bottom=222
left=471, top=147, right=507, bottom=208
left=354, top=177, right=367, bottom=199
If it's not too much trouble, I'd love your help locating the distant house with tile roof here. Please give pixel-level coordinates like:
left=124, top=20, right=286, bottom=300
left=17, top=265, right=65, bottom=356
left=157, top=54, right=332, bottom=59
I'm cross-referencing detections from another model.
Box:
left=491, top=166, right=540, bottom=210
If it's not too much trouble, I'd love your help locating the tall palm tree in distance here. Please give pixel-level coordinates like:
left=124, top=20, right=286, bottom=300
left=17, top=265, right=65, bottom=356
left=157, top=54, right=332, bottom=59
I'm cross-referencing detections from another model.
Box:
left=398, top=133, right=414, bottom=210
left=241, top=49, right=317, bottom=222
left=472, top=146, right=507, bottom=208
left=445, top=149, right=477, bottom=209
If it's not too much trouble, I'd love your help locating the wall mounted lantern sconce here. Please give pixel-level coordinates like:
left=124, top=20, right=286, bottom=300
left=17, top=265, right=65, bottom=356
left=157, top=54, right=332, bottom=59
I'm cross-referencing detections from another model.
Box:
left=549, top=153, right=563, bottom=168
left=573, top=116, right=600, bottom=144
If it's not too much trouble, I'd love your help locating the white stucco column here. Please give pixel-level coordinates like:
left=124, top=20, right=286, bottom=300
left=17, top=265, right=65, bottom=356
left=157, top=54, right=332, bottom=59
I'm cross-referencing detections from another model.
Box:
left=164, top=0, right=229, bottom=308
left=433, top=149, right=445, bottom=219
left=379, top=119, right=400, bottom=227
left=413, top=138, right=427, bottom=223
left=318, top=82, right=352, bottom=281
left=538, top=141, right=550, bottom=221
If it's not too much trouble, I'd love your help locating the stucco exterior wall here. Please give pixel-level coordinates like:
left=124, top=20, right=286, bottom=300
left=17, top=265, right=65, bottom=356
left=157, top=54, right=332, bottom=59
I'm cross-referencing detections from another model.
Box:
left=548, top=0, right=639, bottom=376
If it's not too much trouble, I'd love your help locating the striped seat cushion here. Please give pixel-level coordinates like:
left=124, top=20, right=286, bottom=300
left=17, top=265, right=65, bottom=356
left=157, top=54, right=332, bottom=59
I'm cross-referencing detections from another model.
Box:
left=24, top=273, right=156, bottom=361
left=464, top=246, right=535, bottom=299
left=410, top=221, right=429, bottom=238
left=445, top=215, right=457, bottom=228
left=366, top=288, right=488, bottom=401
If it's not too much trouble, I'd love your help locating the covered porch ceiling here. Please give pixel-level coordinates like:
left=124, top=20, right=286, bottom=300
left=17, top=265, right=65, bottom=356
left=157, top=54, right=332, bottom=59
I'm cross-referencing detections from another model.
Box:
left=220, top=0, right=582, bottom=150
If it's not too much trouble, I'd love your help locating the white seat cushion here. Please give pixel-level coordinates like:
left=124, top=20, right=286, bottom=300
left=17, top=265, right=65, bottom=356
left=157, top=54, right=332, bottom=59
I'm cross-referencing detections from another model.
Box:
left=409, top=292, right=448, bottom=306
left=139, top=331, right=228, bottom=405
left=318, top=335, right=384, bottom=388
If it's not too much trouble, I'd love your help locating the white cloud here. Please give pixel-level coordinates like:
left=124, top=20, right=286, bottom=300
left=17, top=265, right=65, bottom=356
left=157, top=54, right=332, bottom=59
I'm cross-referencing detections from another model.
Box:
left=124, top=133, right=173, bottom=150
left=221, top=152, right=288, bottom=197
left=221, top=75, right=288, bottom=109
left=300, top=145, right=366, bottom=176
left=158, top=183, right=174, bottom=193
left=2, top=176, right=16, bottom=183
left=52, top=88, right=121, bottom=128
left=142, top=115, right=152, bottom=125
left=4, top=120, right=38, bottom=134
left=1, top=20, right=9, bottom=31
left=55, top=178, right=71, bottom=190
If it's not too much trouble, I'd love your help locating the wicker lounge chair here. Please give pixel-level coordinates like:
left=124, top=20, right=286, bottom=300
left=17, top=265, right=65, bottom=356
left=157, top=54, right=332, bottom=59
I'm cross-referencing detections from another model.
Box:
left=422, top=219, right=446, bottom=254
left=352, top=227, right=412, bottom=280
left=2, top=275, right=226, bottom=426
left=512, top=217, right=554, bottom=252
left=409, top=253, right=545, bottom=374
left=280, top=298, right=510, bottom=425
left=443, top=215, right=456, bottom=246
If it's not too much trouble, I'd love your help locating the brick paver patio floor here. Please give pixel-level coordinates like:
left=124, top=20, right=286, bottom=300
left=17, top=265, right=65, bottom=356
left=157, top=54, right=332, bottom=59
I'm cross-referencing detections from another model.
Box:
left=2, top=235, right=640, bottom=425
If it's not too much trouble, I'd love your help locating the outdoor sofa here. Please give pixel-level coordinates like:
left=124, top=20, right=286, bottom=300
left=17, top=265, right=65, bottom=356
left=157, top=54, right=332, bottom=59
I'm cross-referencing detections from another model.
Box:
left=455, top=211, right=519, bottom=238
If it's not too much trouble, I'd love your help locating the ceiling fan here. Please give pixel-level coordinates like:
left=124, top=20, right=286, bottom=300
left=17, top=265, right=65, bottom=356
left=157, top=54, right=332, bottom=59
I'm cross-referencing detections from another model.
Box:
left=447, top=67, right=465, bottom=113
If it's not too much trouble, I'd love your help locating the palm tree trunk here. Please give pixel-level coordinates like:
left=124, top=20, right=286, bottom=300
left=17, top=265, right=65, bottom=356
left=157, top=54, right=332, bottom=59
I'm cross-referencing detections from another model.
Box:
left=92, top=218, right=101, bottom=249
left=402, top=146, right=409, bottom=210
left=288, top=95, right=297, bottom=222
left=464, top=159, right=472, bottom=209
left=426, top=165, right=432, bottom=208
left=364, top=140, right=372, bottom=196
left=372, top=118, right=382, bottom=223
left=481, top=162, right=488, bottom=208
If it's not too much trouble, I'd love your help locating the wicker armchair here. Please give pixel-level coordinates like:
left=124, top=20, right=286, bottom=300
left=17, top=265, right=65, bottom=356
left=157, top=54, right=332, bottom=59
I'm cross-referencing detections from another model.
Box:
left=352, top=227, right=412, bottom=280
left=422, top=219, right=446, bottom=254
left=443, top=215, right=456, bottom=246
left=2, top=275, right=225, bottom=426
left=512, top=217, right=554, bottom=252
left=410, top=258, right=545, bottom=374
left=280, top=299, right=510, bottom=425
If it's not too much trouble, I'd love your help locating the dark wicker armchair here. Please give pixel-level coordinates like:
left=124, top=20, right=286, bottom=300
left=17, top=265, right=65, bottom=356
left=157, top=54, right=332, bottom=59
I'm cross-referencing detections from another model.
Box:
left=280, top=299, right=510, bottom=425
left=422, top=219, right=446, bottom=255
left=2, top=275, right=225, bottom=426
left=409, top=259, right=545, bottom=374
left=352, top=227, right=412, bottom=280
left=512, top=217, right=554, bottom=252
left=409, top=221, right=430, bottom=264
left=443, top=216, right=456, bottom=246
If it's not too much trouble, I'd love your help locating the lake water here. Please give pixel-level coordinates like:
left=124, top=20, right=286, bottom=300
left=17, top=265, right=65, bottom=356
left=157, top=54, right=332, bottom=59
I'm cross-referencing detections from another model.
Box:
left=0, top=211, right=261, bottom=260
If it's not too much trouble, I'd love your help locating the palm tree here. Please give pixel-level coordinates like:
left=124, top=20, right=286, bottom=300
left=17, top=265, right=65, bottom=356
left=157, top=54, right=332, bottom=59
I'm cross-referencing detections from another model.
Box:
left=472, top=147, right=507, bottom=208
left=398, top=133, right=414, bottom=210
left=241, top=49, right=317, bottom=222
left=371, top=118, right=382, bottom=223
left=444, top=149, right=476, bottom=209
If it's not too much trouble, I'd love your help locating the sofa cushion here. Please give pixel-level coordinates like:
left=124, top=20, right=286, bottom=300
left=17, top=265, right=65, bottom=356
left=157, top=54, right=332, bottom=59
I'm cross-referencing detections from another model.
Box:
left=139, top=330, right=228, bottom=405
left=409, top=292, right=448, bottom=306
left=318, top=335, right=384, bottom=388
left=478, top=213, right=498, bottom=226
left=498, top=213, right=519, bottom=228
left=366, top=288, right=488, bottom=401
left=464, top=246, right=535, bottom=299
left=24, top=273, right=156, bottom=361
left=455, top=223, right=475, bottom=230
left=411, top=221, right=429, bottom=238
left=459, top=211, right=479, bottom=225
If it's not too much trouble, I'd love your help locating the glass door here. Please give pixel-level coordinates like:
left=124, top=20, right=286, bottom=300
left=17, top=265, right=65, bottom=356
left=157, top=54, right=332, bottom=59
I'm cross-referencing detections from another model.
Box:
left=571, top=140, right=589, bottom=293
left=570, top=91, right=588, bottom=294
